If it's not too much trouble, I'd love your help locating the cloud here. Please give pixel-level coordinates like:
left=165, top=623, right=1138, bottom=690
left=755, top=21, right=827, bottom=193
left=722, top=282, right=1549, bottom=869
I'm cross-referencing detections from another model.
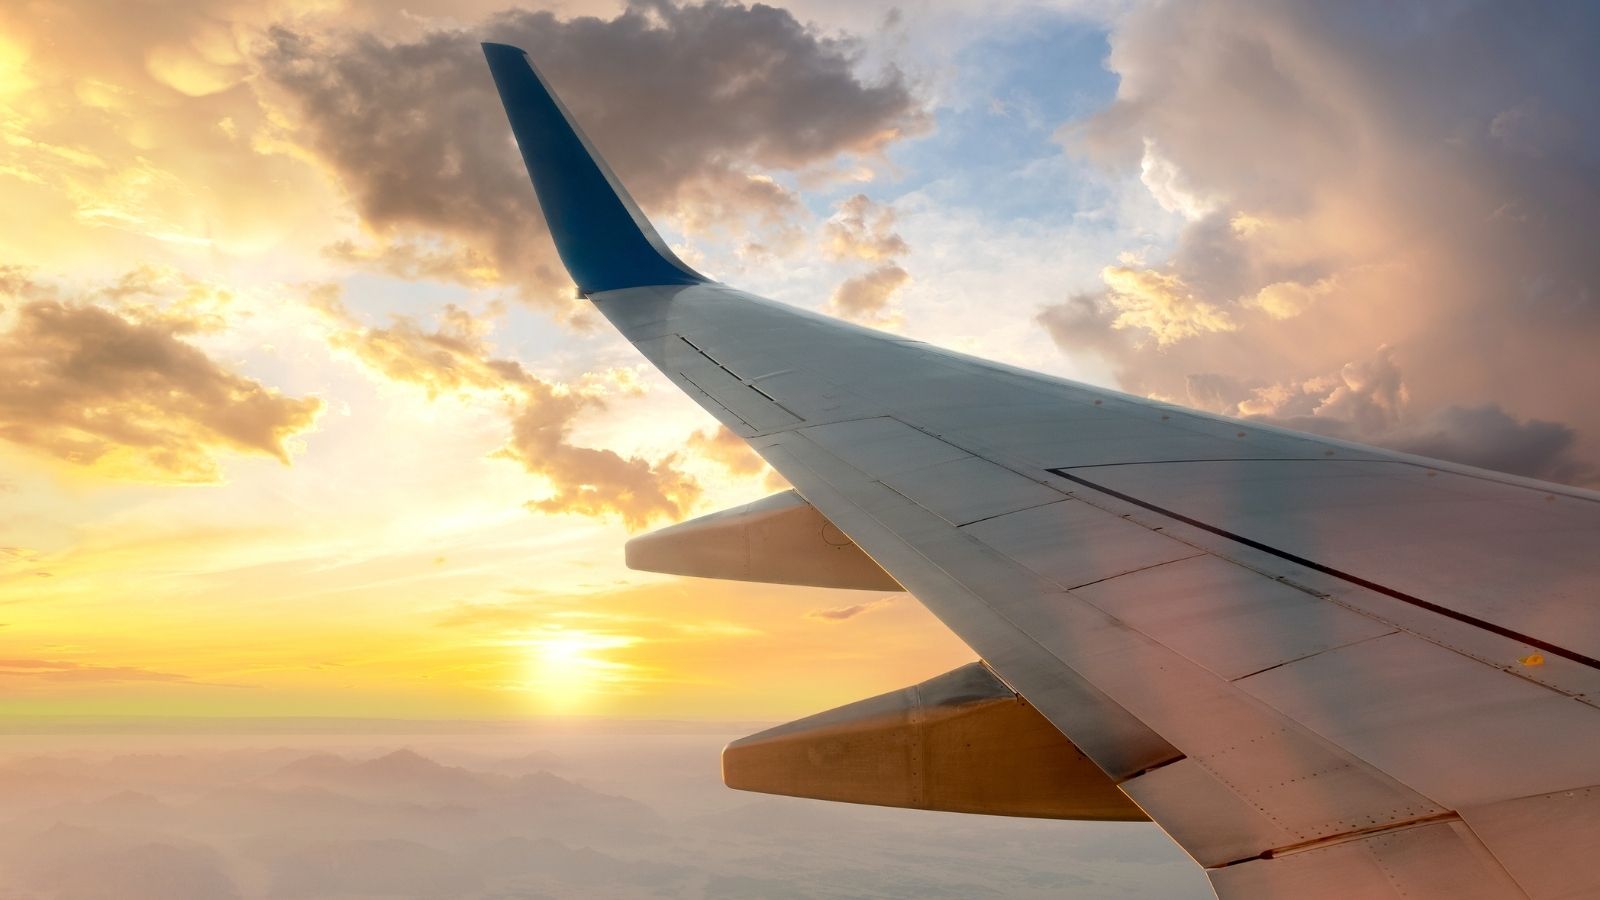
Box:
left=324, top=238, right=501, bottom=288
left=497, top=385, right=702, bottom=529
left=1036, top=291, right=1132, bottom=357
left=438, top=599, right=756, bottom=641
left=1237, top=345, right=1408, bottom=435
left=685, top=425, right=790, bottom=491
left=0, top=264, right=41, bottom=297
left=314, top=287, right=699, bottom=528
left=1097, top=265, right=1236, bottom=346
left=1138, top=138, right=1216, bottom=221
left=0, top=658, right=196, bottom=684
left=0, top=270, right=321, bottom=483
left=806, top=594, right=897, bottom=622
left=314, top=287, right=517, bottom=399
left=1192, top=346, right=1590, bottom=483
left=1040, top=267, right=1237, bottom=352
left=828, top=263, right=909, bottom=324
left=1385, top=405, right=1594, bottom=484
left=822, top=193, right=909, bottom=262
left=1263, top=398, right=1594, bottom=484
left=685, top=426, right=765, bottom=477
left=258, top=1, right=927, bottom=308
left=820, top=194, right=912, bottom=323
left=1244, top=276, right=1337, bottom=320
left=0, top=0, right=342, bottom=263
left=1045, top=0, right=1600, bottom=483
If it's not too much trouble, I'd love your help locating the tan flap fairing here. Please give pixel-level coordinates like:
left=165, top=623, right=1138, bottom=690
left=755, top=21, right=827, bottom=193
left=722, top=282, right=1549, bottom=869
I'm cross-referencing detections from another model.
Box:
left=723, top=662, right=1148, bottom=821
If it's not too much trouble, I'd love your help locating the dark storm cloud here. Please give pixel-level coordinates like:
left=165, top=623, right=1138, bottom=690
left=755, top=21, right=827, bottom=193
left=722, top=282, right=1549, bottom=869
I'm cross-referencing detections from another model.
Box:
left=258, top=0, right=927, bottom=309
left=1380, top=405, right=1590, bottom=484
left=1177, top=347, right=1592, bottom=483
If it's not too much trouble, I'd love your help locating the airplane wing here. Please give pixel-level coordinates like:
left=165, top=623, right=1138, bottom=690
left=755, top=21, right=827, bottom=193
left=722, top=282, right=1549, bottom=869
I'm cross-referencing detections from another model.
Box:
left=482, top=43, right=1600, bottom=899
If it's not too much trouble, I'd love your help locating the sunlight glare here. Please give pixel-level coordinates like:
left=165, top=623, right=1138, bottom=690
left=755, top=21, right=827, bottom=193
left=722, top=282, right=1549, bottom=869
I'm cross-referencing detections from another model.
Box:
left=516, top=627, right=639, bottom=713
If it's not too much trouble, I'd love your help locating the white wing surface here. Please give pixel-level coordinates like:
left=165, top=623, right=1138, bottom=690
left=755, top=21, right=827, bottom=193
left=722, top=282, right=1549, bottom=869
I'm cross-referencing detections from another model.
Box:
left=483, top=43, right=1600, bottom=899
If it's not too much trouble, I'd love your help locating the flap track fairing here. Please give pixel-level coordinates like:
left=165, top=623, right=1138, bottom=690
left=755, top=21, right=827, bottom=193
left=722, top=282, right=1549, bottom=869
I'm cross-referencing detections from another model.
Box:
left=625, top=490, right=902, bottom=592
left=722, top=662, right=1150, bottom=821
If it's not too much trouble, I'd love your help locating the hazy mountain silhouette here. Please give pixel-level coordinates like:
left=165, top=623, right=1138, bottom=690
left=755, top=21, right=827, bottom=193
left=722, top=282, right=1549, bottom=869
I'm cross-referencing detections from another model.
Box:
left=256, top=748, right=660, bottom=840
left=31, top=789, right=177, bottom=831
left=0, top=765, right=111, bottom=811
left=0, top=732, right=1211, bottom=899
left=261, top=837, right=483, bottom=898
left=0, top=823, right=238, bottom=900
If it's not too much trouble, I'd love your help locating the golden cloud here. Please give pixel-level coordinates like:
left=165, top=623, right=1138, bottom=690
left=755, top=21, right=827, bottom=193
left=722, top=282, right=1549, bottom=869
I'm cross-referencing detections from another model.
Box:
left=685, top=425, right=765, bottom=477
left=497, top=383, right=702, bottom=530
left=828, top=263, right=909, bottom=325
left=806, top=594, right=897, bottom=622
left=0, top=270, right=321, bottom=483
left=820, top=193, right=912, bottom=325
left=0, top=657, right=198, bottom=684
left=0, top=1, right=342, bottom=265
left=1243, top=276, right=1338, bottom=320
left=314, top=287, right=699, bottom=528
left=1100, top=265, right=1236, bottom=346
left=823, top=193, right=909, bottom=262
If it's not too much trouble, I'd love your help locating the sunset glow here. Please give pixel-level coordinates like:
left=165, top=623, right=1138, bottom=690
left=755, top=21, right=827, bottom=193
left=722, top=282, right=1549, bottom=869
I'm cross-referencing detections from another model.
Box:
left=516, top=628, right=642, bottom=712
left=4, top=0, right=1596, bottom=731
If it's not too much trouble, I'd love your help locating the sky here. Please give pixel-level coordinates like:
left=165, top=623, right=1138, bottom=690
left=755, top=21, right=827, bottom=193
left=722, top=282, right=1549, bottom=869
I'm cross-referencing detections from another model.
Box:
left=2, top=0, right=1598, bottom=724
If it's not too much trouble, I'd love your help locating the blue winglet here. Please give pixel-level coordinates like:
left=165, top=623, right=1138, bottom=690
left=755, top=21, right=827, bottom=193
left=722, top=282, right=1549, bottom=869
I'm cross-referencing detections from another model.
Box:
left=481, top=43, right=709, bottom=295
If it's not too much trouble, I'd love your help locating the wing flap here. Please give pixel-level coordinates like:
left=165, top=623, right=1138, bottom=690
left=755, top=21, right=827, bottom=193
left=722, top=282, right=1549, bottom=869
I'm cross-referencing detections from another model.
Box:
left=1237, top=631, right=1600, bottom=810
left=625, top=489, right=901, bottom=591
left=1460, top=786, right=1600, bottom=899
left=1208, top=819, right=1528, bottom=900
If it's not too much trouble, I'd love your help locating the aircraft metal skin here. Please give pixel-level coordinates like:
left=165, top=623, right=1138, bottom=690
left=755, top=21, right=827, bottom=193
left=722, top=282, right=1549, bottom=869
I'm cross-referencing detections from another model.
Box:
left=482, top=42, right=1600, bottom=899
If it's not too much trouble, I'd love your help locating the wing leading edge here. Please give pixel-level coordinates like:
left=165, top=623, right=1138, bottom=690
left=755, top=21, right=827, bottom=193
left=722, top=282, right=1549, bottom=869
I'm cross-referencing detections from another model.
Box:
left=483, top=44, right=1600, bottom=900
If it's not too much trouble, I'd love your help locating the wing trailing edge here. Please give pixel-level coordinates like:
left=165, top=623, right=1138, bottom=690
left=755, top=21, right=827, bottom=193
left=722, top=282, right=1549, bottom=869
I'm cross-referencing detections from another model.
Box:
left=481, top=42, right=708, bottom=295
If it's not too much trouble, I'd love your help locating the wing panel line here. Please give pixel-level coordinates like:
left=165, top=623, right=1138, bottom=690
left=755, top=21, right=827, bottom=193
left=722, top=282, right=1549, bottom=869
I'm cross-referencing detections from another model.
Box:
left=1047, top=467, right=1600, bottom=672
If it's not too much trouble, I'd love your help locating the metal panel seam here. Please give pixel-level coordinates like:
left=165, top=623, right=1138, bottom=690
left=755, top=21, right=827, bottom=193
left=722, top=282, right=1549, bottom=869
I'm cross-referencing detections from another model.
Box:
left=1230, top=629, right=1401, bottom=681
left=1049, top=467, right=1600, bottom=674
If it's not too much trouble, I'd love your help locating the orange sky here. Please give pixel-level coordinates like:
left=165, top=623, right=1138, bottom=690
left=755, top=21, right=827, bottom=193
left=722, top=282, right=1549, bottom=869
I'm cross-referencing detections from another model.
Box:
left=0, top=0, right=993, bottom=722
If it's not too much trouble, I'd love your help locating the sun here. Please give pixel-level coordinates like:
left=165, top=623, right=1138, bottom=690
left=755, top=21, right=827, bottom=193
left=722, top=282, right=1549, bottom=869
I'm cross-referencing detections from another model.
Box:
left=517, top=628, right=639, bottom=713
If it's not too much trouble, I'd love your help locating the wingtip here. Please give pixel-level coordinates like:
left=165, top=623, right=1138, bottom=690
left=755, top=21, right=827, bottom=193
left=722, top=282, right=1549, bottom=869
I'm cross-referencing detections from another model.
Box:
left=479, top=36, right=709, bottom=294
